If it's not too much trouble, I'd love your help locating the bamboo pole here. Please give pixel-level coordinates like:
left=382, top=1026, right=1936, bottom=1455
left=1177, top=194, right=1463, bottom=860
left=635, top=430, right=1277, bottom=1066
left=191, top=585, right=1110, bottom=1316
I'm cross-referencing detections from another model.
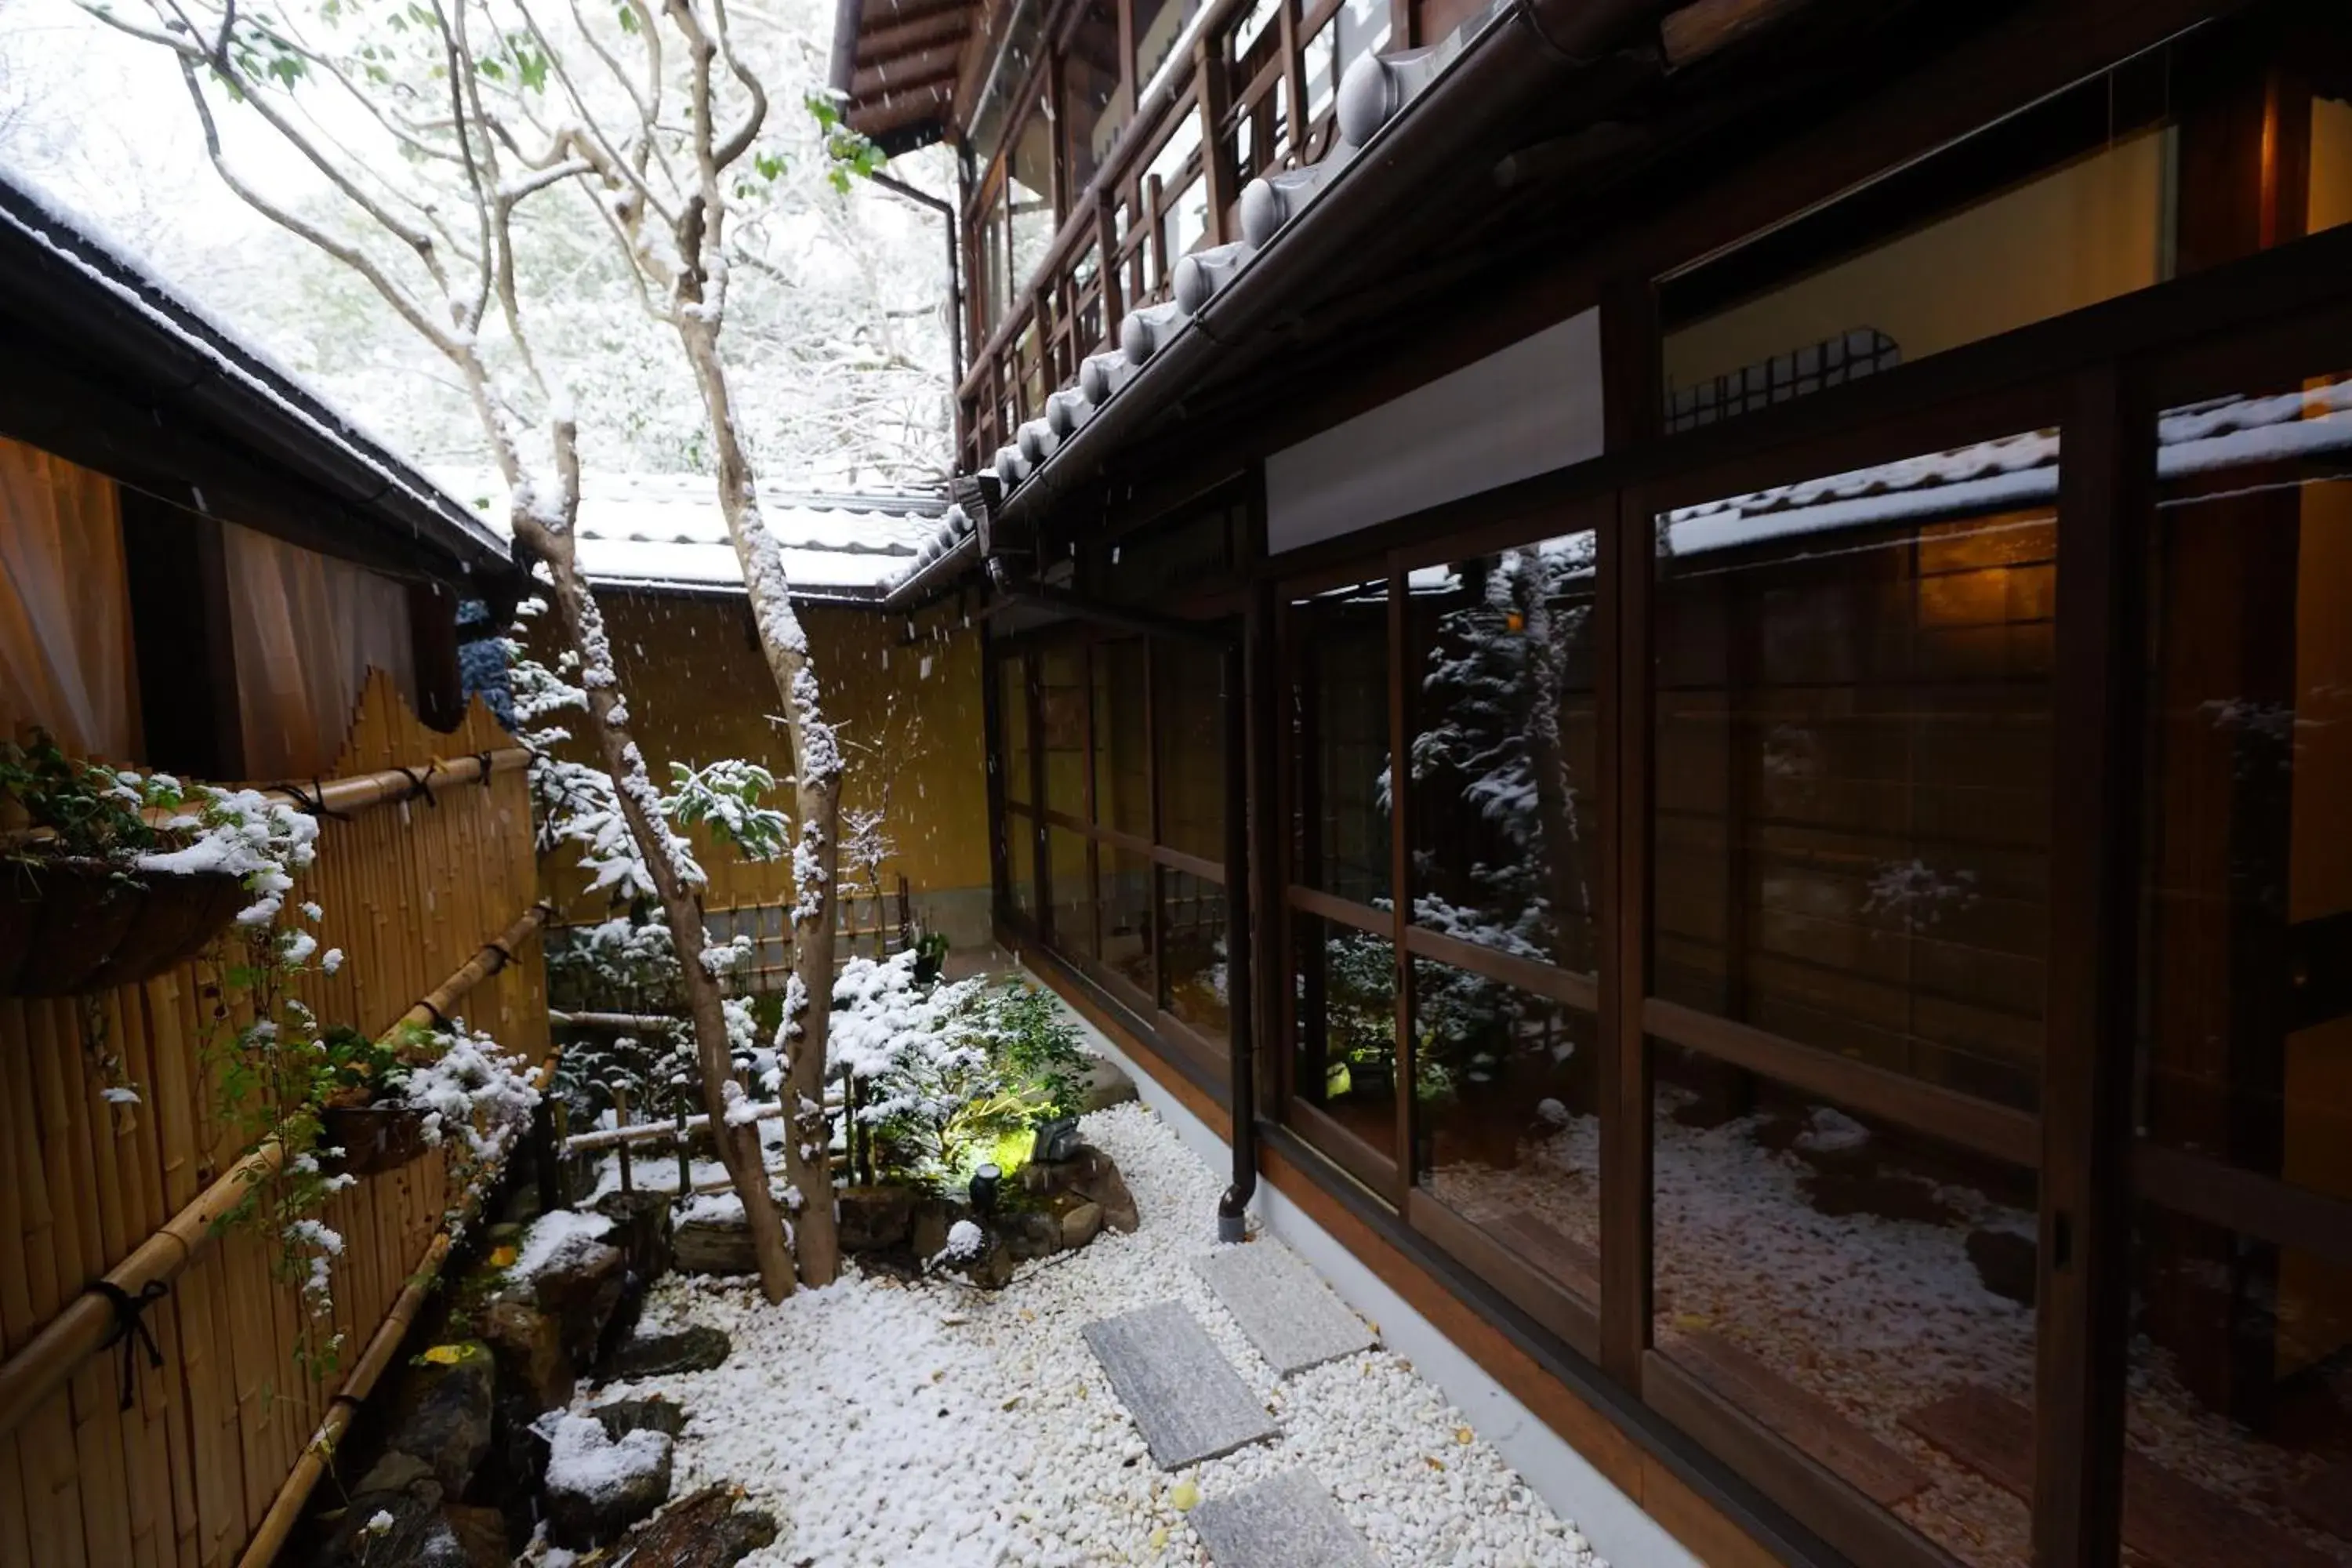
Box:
left=563, top=1100, right=787, bottom=1153
left=547, top=1010, right=686, bottom=1033
left=230, top=1028, right=567, bottom=1568
left=0, top=900, right=552, bottom=1442
left=0, top=750, right=528, bottom=853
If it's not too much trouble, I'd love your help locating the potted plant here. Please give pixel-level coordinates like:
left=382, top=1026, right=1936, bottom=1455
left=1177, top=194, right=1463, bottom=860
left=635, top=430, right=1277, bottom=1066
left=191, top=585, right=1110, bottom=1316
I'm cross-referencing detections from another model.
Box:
left=0, top=733, right=282, bottom=996
left=316, top=1025, right=433, bottom=1176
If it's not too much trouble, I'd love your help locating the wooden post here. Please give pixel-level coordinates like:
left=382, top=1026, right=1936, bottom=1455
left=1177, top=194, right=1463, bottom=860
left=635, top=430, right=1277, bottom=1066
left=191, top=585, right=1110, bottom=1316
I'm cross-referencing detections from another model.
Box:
left=1196, top=37, right=1233, bottom=245
left=2033, top=362, right=2151, bottom=1568
left=614, top=1087, right=633, bottom=1195
left=675, top=1105, right=691, bottom=1202
left=1599, top=275, right=1660, bottom=1387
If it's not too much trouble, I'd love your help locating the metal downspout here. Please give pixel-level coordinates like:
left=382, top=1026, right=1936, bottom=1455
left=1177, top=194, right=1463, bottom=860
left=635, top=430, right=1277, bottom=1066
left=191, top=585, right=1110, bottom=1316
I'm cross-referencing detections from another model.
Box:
left=1216, top=627, right=1257, bottom=1242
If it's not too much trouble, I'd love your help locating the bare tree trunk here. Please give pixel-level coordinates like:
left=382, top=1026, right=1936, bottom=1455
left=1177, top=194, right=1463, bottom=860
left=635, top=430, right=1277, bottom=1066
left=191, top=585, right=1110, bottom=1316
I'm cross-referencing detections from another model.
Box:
left=671, top=318, right=844, bottom=1287
left=514, top=499, right=800, bottom=1303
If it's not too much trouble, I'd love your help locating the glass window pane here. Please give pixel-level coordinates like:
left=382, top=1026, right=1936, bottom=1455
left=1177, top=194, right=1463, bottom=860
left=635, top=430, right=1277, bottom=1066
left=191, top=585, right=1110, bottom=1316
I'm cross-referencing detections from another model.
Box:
left=1653, top=1045, right=2038, bottom=1566
left=1333, top=0, right=1388, bottom=82
left=1161, top=869, right=1229, bottom=1044
left=2125, top=1202, right=2352, bottom=1563
left=1155, top=642, right=1227, bottom=861
left=2131, top=366, right=2352, bottom=1543
left=1098, top=845, right=1155, bottom=996
left=1302, top=17, right=1336, bottom=125
left=2321, top=92, right=2352, bottom=234
left=999, top=651, right=1032, bottom=805
left=1407, top=532, right=1599, bottom=975
left=1292, top=913, right=1396, bottom=1160
left=1134, top=0, right=1202, bottom=93
left=1064, top=0, right=1131, bottom=192
left=2141, top=369, right=2352, bottom=1172
left=1291, top=579, right=1392, bottom=907
left=1093, top=638, right=1150, bottom=837
left=1413, top=959, right=1599, bottom=1304
left=1010, top=103, right=1056, bottom=298
left=1040, top=640, right=1087, bottom=816
left=1653, top=434, right=2059, bottom=1112
left=1047, top=826, right=1094, bottom=960
left=1006, top=811, right=1037, bottom=924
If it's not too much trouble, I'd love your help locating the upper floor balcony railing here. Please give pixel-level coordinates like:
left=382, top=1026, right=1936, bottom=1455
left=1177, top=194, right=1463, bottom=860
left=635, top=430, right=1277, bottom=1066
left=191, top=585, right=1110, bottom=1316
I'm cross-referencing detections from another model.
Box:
left=953, top=0, right=1482, bottom=471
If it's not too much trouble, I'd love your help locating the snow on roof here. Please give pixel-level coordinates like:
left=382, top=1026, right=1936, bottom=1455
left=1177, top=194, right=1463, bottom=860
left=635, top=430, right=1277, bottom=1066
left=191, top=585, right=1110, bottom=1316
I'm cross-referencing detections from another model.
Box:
left=1664, top=374, right=2352, bottom=558
left=436, top=469, right=949, bottom=598
left=0, top=171, right=508, bottom=572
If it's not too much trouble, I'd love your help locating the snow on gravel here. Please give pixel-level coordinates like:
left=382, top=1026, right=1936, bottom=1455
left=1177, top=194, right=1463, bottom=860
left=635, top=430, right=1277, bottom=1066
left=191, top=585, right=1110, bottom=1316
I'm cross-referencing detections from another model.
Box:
left=565, top=1099, right=1607, bottom=1567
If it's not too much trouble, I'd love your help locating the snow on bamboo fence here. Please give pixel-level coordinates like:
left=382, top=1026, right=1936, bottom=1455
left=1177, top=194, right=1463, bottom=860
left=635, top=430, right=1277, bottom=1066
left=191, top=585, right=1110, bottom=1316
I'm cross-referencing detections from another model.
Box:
left=0, top=671, right=550, bottom=1568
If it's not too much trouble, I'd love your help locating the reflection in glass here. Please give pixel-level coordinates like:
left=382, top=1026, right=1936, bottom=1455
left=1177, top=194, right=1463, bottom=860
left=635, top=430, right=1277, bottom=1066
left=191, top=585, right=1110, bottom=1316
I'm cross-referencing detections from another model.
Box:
left=1040, top=640, right=1088, bottom=816
left=1098, top=844, right=1155, bottom=997
left=1006, top=811, right=1037, bottom=924
left=1653, top=438, right=2059, bottom=1111
left=1161, top=869, right=1229, bottom=1043
left=1010, top=103, right=1057, bottom=300
left=1093, top=638, right=1150, bottom=837
left=1407, top=532, right=1599, bottom=975
left=2125, top=1203, right=2352, bottom=1565
left=1291, top=579, right=1392, bottom=906
left=1652, top=1047, right=2037, bottom=1566
left=1047, top=826, right=1094, bottom=960
left=999, top=651, right=1032, bottom=804
left=2132, top=370, right=2352, bottom=1557
left=1156, top=644, right=1226, bottom=861
left=1145, top=111, right=1207, bottom=270
left=1063, top=0, right=1131, bottom=192
left=1291, top=913, right=1396, bottom=1159
left=1133, top=0, right=1201, bottom=93
left=1413, top=960, right=1599, bottom=1303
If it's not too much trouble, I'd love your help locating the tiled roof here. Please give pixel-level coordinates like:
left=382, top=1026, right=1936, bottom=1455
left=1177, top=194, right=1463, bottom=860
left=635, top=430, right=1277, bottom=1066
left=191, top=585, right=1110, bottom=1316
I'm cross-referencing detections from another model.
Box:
left=437, top=470, right=951, bottom=597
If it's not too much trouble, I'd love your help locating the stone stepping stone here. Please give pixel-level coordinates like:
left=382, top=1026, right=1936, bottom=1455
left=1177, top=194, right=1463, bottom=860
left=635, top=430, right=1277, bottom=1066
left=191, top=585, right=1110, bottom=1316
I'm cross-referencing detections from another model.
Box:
left=1081, top=1301, right=1278, bottom=1468
left=1191, top=1470, right=1382, bottom=1568
left=1193, top=1243, right=1376, bottom=1377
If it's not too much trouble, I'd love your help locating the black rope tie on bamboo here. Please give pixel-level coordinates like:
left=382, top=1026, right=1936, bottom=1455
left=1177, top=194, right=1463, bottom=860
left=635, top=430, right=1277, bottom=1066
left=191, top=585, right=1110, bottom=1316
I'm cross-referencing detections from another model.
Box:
left=417, top=996, right=451, bottom=1030
left=281, top=779, right=354, bottom=822
left=484, top=939, right=515, bottom=975
left=395, top=765, right=438, bottom=808
left=91, top=1279, right=167, bottom=1411
left=474, top=750, right=496, bottom=787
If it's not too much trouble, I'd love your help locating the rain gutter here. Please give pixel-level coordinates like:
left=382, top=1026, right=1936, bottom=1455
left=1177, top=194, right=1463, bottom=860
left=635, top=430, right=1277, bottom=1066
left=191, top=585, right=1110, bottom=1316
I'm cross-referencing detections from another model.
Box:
left=989, top=0, right=1680, bottom=536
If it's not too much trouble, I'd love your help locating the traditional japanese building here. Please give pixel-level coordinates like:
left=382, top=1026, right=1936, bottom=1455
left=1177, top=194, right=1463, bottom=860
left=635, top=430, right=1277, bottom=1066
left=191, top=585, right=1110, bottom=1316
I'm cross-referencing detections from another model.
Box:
left=834, top=0, right=2352, bottom=1562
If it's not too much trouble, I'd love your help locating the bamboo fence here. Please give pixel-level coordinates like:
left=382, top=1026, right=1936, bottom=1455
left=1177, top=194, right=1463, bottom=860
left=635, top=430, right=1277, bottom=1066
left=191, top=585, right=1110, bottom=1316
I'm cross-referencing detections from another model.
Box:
left=0, top=672, right=550, bottom=1568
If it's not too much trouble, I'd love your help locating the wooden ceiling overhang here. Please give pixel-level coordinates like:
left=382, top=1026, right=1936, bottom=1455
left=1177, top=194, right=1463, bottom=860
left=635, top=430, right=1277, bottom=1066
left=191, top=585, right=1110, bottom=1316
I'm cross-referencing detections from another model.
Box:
left=829, top=0, right=989, bottom=154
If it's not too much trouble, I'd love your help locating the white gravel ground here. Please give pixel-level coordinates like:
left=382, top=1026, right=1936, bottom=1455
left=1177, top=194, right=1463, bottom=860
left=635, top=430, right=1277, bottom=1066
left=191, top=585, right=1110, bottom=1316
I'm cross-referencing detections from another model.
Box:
left=566, top=1100, right=1610, bottom=1567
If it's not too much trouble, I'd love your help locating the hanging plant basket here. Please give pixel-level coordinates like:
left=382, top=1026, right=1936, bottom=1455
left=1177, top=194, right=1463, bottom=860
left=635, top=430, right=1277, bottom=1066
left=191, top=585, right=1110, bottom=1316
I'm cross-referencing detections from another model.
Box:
left=0, top=857, right=247, bottom=997
left=319, top=1101, right=431, bottom=1177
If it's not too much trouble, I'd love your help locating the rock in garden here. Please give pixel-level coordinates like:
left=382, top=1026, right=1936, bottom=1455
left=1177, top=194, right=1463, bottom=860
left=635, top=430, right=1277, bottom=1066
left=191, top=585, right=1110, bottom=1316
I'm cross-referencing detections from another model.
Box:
left=908, top=1197, right=960, bottom=1265
left=593, top=1190, right=677, bottom=1282
left=593, top=1396, right=688, bottom=1442
left=542, top=1410, right=674, bottom=1548
left=1966, top=1227, right=2037, bottom=1308
left=1060, top=1201, right=1104, bottom=1250
left=618, top=1484, right=781, bottom=1568
left=1080, top=1055, right=1138, bottom=1112
left=1004, top=1209, right=1064, bottom=1262
left=309, top=1480, right=499, bottom=1568
left=484, top=1297, right=574, bottom=1413
left=1025, top=1145, right=1142, bottom=1233
left=602, top=1324, right=732, bottom=1382
left=438, top=1504, right=509, bottom=1568
left=532, top=1240, right=627, bottom=1363
left=837, top=1182, right=915, bottom=1252
left=673, top=1210, right=758, bottom=1276
left=385, top=1341, right=494, bottom=1495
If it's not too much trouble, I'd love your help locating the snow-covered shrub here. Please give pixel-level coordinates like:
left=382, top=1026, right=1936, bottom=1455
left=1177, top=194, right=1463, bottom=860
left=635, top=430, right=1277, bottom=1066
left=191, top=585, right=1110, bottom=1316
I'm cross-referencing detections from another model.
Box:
left=833, top=956, right=1084, bottom=1185
left=665, top=760, right=789, bottom=863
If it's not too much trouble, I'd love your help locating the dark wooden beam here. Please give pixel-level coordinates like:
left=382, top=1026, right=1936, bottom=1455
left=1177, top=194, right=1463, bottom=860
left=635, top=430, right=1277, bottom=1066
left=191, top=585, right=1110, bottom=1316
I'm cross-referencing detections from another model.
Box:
left=2033, top=361, right=2150, bottom=1568
left=855, top=5, right=973, bottom=62
left=851, top=43, right=967, bottom=98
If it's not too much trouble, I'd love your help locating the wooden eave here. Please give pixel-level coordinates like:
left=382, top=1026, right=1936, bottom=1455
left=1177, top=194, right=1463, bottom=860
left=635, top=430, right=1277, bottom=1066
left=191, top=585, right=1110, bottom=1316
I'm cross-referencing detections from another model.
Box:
left=835, top=0, right=984, bottom=148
